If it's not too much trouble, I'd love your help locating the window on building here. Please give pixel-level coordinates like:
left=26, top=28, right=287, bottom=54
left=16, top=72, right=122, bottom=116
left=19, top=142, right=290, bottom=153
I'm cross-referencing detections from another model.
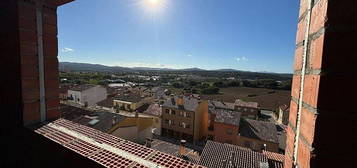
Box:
left=168, top=120, right=174, bottom=125
left=171, top=110, right=176, bottom=115
left=165, top=119, right=169, bottom=124
left=226, top=128, right=233, bottom=135
left=165, top=109, right=170, bottom=114
left=185, top=112, right=191, bottom=118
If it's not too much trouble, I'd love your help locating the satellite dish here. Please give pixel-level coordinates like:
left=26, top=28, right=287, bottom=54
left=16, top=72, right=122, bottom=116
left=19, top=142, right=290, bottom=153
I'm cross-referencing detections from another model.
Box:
left=151, top=128, right=157, bottom=133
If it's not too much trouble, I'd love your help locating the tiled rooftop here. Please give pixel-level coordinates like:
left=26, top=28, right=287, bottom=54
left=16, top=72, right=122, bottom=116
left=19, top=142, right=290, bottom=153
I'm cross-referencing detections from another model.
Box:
left=151, top=139, right=201, bottom=164
left=212, top=109, right=242, bottom=126
left=199, top=141, right=268, bottom=168
left=114, top=93, right=147, bottom=103
left=163, top=96, right=199, bottom=112
left=239, top=119, right=279, bottom=144
left=60, top=105, right=127, bottom=133
left=143, top=104, right=162, bottom=117
left=35, top=119, right=205, bottom=168
left=262, top=151, right=285, bottom=168
left=208, top=100, right=235, bottom=110
left=235, top=99, right=259, bottom=109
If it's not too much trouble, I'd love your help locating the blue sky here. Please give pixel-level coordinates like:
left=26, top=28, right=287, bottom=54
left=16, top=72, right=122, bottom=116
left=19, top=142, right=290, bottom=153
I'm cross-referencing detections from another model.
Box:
left=58, top=0, right=299, bottom=73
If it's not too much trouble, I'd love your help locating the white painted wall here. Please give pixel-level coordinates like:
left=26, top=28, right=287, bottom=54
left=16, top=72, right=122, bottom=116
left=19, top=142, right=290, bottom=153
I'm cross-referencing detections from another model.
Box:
left=68, top=90, right=82, bottom=104
left=68, top=85, right=107, bottom=106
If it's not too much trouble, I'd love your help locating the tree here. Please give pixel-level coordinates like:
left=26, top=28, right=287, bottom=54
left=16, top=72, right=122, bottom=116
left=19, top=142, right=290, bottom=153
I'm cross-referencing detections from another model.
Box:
left=187, top=80, right=198, bottom=86
left=172, top=82, right=183, bottom=88
left=199, top=83, right=210, bottom=89
left=200, top=87, right=220, bottom=94
left=213, top=81, right=227, bottom=88
left=227, top=81, right=241, bottom=87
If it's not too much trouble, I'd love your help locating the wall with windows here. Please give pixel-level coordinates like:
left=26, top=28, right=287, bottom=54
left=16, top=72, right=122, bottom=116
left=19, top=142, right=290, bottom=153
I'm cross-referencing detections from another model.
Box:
left=161, top=107, right=195, bottom=136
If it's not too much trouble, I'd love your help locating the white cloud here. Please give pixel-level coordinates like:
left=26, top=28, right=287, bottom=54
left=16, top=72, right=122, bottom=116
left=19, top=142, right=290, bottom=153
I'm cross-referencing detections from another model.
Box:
left=236, top=56, right=248, bottom=62
left=187, top=54, right=192, bottom=57
left=61, top=47, right=74, bottom=53
left=110, top=62, right=193, bottom=69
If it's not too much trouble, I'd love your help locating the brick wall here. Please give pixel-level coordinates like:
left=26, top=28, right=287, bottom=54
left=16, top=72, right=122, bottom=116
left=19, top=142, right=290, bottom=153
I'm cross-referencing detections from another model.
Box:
left=286, top=0, right=357, bottom=167
left=16, top=0, right=74, bottom=125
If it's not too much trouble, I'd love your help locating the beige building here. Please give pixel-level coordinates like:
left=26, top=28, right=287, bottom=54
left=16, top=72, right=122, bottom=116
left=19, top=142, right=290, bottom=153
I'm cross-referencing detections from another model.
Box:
left=113, top=93, right=153, bottom=112
left=161, top=96, right=208, bottom=142
left=108, top=117, right=154, bottom=144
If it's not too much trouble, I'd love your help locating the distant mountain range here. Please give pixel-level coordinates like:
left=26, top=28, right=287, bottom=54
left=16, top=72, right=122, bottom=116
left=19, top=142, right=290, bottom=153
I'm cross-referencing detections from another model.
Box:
left=59, top=62, right=291, bottom=75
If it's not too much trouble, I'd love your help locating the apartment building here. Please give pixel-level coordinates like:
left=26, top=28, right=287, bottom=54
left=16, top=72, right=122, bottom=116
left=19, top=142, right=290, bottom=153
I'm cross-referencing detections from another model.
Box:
left=161, top=96, right=208, bottom=142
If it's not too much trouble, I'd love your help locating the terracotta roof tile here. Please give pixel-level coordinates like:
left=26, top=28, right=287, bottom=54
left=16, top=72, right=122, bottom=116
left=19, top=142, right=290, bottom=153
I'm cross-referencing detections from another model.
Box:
left=239, top=119, right=279, bottom=144
left=235, top=99, right=259, bottom=108
left=199, top=141, right=268, bottom=168
left=35, top=119, right=205, bottom=168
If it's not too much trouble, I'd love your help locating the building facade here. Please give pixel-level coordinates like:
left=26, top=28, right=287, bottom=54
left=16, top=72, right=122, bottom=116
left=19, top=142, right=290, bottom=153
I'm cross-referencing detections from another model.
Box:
left=67, top=84, right=107, bottom=106
left=113, top=93, right=153, bottom=112
left=161, top=96, right=208, bottom=142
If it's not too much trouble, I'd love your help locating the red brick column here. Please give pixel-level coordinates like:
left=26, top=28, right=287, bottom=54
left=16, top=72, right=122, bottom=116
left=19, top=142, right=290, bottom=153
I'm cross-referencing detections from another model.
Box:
left=285, top=0, right=357, bottom=167
left=17, top=0, right=73, bottom=125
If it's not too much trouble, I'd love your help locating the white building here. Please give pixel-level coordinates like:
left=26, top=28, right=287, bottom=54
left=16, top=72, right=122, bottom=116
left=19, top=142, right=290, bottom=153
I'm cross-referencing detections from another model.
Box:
left=68, top=84, right=107, bottom=106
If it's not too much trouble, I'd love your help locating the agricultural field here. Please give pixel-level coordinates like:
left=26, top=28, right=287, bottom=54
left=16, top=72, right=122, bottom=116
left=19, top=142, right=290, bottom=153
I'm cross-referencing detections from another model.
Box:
left=200, top=87, right=291, bottom=111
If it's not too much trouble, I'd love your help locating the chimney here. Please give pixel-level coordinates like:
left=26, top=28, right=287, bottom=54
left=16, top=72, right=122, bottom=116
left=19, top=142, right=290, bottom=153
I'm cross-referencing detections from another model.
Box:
left=112, top=115, right=117, bottom=126
left=176, top=95, right=184, bottom=106
left=135, top=110, right=139, bottom=118
left=179, top=139, right=187, bottom=156
left=262, top=144, right=267, bottom=151
left=145, top=137, right=153, bottom=148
